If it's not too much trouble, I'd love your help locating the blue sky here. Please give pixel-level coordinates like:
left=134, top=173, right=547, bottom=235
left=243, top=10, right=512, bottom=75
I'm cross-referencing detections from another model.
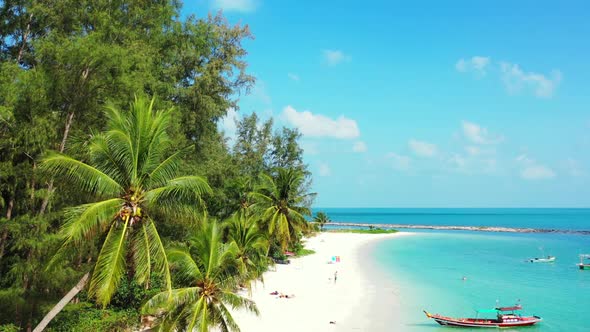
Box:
left=184, top=0, right=590, bottom=208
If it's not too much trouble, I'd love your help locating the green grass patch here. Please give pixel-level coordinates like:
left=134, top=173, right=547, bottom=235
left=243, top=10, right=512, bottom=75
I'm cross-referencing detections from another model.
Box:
left=327, top=228, right=398, bottom=234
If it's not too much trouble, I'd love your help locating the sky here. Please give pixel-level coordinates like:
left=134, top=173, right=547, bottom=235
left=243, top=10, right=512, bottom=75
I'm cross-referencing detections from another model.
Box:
left=183, top=0, right=590, bottom=208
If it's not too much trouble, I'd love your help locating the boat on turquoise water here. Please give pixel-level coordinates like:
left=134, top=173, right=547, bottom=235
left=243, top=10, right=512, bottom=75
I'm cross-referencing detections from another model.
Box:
left=424, top=304, right=542, bottom=328
left=528, top=255, right=556, bottom=263
left=577, top=254, right=590, bottom=270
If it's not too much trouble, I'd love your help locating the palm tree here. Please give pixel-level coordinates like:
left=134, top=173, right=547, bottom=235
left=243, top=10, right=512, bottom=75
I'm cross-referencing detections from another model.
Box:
left=250, top=168, right=315, bottom=250
left=41, top=96, right=211, bottom=307
left=313, top=212, right=331, bottom=231
left=143, top=219, right=258, bottom=332
left=224, top=213, right=269, bottom=285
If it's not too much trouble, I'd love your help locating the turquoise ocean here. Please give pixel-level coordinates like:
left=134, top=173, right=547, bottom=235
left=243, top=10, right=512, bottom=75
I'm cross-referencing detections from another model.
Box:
left=316, top=208, right=590, bottom=332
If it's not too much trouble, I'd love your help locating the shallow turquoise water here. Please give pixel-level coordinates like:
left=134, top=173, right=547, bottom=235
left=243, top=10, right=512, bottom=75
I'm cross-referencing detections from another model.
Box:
left=373, top=231, right=590, bottom=331
left=316, top=208, right=590, bottom=230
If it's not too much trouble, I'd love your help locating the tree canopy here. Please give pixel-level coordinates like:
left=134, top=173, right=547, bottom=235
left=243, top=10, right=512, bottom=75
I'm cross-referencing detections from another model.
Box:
left=0, top=1, right=316, bottom=331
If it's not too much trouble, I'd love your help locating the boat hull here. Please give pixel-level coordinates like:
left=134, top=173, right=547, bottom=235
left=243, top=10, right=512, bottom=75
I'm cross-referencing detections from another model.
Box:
left=579, top=264, right=590, bottom=270
left=432, top=317, right=540, bottom=328
left=425, top=311, right=542, bottom=328
left=529, top=257, right=555, bottom=263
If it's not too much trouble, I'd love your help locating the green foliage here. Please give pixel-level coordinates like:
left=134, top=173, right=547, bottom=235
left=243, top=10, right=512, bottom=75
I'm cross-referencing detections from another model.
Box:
left=45, top=302, right=139, bottom=332
left=313, top=211, right=331, bottom=231
left=295, top=248, right=316, bottom=257
left=224, top=213, right=270, bottom=284
left=328, top=228, right=399, bottom=234
left=0, top=1, right=316, bottom=330
left=143, top=219, right=258, bottom=332
left=0, top=324, right=19, bottom=332
left=251, top=168, right=316, bottom=249
left=43, top=97, right=211, bottom=307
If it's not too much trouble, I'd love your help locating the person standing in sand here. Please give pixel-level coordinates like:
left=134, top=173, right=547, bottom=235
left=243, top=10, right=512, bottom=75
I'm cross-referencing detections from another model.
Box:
left=334, top=270, right=338, bottom=284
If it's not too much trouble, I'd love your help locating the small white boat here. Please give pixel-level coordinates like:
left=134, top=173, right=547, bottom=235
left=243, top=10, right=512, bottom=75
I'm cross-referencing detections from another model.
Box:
left=528, top=256, right=555, bottom=263
left=577, top=254, right=590, bottom=270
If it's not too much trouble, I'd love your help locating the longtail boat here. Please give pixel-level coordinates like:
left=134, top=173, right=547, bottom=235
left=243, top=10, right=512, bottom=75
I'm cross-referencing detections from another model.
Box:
left=528, top=255, right=555, bottom=263
left=424, top=304, right=542, bottom=328
left=578, top=254, right=590, bottom=270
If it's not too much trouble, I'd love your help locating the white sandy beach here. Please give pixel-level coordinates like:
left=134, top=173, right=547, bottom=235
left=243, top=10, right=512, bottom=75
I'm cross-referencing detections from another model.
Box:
left=231, top=232, right=413, bottom=332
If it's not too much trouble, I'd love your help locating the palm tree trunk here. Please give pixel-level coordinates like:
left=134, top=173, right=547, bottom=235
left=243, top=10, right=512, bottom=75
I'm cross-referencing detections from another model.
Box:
left=32, top=272, right=89, bottom=332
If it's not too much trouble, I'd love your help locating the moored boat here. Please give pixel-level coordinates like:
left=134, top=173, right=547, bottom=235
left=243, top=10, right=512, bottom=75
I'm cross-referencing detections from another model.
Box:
left=424, top=304, right=542, bottom=328
left=577, top=254, right=590, bottom=270
left=529, top=255, right=555, bottom=263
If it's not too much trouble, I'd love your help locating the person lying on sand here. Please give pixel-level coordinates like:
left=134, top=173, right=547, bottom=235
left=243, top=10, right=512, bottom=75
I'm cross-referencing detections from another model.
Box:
left=278, top=293, right=295, bottom=299
left=270, top=290, right=279, bottom=295
left=329, top=321, right=336, bottom=324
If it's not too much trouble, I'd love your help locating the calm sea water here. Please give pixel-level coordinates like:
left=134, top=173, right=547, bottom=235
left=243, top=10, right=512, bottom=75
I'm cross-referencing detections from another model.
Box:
left=315, top=209, right=590, bottom=332
left=316, top=208, right=590, bottom=231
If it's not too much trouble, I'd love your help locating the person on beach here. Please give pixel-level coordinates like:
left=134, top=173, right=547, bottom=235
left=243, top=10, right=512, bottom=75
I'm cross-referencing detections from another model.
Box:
left=334, top=271, right=338, bottom=284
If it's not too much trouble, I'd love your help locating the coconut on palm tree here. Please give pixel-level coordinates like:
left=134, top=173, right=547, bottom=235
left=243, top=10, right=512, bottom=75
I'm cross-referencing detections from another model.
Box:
left=41, top=96, right=211, bottom=307
left=143, top=218, right=258, bottom=332
left=313, top=212, right=331, bottom=231
left=250, top=168, right=315, bottom=250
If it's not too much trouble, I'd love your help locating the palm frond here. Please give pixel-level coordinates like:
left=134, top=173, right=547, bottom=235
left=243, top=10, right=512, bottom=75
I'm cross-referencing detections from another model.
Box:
left=145, top=219, right=172, bottom=294
left=144, top=176, right=211, bottom=210
left=167, top=248, right=203, bottom=282
left=61, top=198, right=123, bottom=245
left=41, top=153, right=123, bottom=198
left=142, top=287, right=201, bottom=314
left=216, top=301, right=242, bottom=332
left=187, top=296, right=206, bottom=332
left=88, top=133, right=127, bottom=186
left=104, top=128, right=135, bottom=184
left=137, top=105, right=173, bottom=181
left=132, top=223, right=152, bottom=285
left=145, top=147, right=189, bottom=188
left=89, top=216, right=129, bottom=307
left=221, top=291, right=259, bottom=315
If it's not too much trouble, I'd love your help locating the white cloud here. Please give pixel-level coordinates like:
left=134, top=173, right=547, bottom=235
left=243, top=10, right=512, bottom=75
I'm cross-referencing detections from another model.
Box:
left=462, top=121, right=502, bottom=144
left=322, top=49, right=351, bottom=66
left=318, top=162, right=331, bottom=176
left=564, top=158, right=585, bottom=177
left=251, top=80, right=272, bottom=105
left=516, top=154, right=534, bottom=165
left=521, top=165, right=555, bottom=180
left=219, top=108, right=239, bottom=142
left=456, top=56, right=491, bottom=76
left=500, top=62, right=562, bottom=98
left=212, top=0, right=257, bottom=12
left=445, top=151, right=498, bottom=175
left=282, top=105, right=360, bottom=139
left=352, top=141, right=367, bottom=153
left=516, top=154, right=555, bottom=180
left=386, top=153, right=411, bottom=171
left=408, top=139, right=437, bottom=157
left=448, top=154, right=467, bottom=169
left=288, top=73, right=300, bottom=81
left=465, top=146, right=481, bottom=156
left=301, top=141, right=319, bottom=155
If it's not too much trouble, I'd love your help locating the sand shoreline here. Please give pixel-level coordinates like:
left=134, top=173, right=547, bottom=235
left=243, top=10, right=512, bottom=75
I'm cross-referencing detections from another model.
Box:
left=230, top=232, right=413, bottom=332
